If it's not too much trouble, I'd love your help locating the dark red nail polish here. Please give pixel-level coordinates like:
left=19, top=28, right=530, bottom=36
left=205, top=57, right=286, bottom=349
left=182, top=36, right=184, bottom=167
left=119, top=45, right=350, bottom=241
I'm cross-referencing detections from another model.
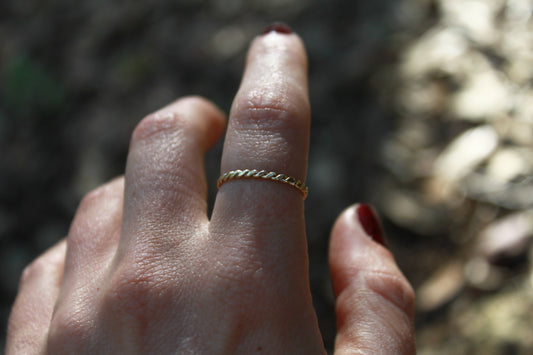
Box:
left=356, top=204, right=386, bottom=246
left=262, top=22, right=293, bottom=35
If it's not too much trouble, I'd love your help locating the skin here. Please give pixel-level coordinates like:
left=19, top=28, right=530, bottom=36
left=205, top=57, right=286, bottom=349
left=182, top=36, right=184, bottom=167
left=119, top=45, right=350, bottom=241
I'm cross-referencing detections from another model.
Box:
left=6, top=31, right=415, bottom=354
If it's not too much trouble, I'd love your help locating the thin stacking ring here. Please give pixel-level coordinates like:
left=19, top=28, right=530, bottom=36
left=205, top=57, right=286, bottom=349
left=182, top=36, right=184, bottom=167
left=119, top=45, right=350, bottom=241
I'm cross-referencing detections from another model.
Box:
left=217, top=169, right=308, bottom=199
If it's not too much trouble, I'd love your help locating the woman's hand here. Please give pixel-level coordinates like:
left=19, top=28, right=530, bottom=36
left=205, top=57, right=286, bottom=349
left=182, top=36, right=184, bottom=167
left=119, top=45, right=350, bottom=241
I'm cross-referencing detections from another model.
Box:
left=6, top=25, right=415, bottom=354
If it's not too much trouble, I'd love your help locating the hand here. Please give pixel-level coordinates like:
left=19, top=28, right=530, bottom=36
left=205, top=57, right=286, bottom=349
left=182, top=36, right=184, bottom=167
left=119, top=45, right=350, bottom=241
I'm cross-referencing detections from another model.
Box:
left=6, top=25, right=415, bottom=354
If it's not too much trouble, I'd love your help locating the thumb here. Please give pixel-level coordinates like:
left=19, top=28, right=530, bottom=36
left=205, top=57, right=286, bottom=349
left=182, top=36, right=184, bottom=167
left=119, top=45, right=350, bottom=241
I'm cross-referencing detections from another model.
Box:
left=329, top=204, right=416, bottom=355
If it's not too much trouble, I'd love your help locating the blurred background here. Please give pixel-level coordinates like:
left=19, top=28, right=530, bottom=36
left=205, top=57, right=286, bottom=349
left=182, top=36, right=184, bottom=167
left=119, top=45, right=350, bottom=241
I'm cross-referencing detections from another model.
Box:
left=2, top=0, right=533, bottom=353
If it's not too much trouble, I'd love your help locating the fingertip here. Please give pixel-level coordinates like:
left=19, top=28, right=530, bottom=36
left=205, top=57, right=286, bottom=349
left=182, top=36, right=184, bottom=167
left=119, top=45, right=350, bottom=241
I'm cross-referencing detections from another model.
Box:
left=329, top=204, right=416, bottom=354
left=247, top=29, right=308, bottom=71
left=261, top=22, right=293, bottom=35
left=330, top=204, right=387, bottom=256
left=355, top=204, right=387, bottom=246
left=330, top=205, right=375, bottom=259
left=329, top=204, right=403, bottom=296
left=329, top=205, right=372, bottom=296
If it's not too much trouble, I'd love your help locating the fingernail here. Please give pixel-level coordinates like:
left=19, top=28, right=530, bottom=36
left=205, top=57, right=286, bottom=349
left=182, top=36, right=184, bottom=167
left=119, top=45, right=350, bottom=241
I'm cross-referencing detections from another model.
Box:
left=356, top=204, right=386, bottom=246
left=262, top=22, right=293, bottom=35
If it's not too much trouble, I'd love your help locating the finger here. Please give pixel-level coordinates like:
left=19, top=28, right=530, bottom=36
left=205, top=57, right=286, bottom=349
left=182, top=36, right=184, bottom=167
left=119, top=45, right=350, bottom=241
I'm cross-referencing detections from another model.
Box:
left=330, top=205, right=416, bottom=355
left=60, top=177, right=124, bottom=290
left=45, top=177, right=125, bottom=348
left=207, top=28, right=322, bottom=348
left=212, top=26, right=310, bottom=234
left=6, top=240, right=66, bottom=354
left=121, top=97, right=225, bottom=248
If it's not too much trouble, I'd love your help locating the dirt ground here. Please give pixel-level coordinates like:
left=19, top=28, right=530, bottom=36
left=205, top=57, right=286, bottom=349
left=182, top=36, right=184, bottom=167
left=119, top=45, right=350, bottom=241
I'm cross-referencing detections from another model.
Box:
left=2, top=0, right=533, bottom=353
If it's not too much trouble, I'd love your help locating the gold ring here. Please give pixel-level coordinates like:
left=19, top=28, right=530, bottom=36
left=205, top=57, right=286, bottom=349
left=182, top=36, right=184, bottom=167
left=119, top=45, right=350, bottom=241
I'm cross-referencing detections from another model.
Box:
left=217, top=169, right=308, bottom=199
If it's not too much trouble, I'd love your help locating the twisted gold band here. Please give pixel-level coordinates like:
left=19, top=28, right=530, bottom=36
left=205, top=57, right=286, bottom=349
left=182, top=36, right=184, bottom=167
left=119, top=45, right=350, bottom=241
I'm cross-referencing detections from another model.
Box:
left=217, top=169, right=308, bottom=199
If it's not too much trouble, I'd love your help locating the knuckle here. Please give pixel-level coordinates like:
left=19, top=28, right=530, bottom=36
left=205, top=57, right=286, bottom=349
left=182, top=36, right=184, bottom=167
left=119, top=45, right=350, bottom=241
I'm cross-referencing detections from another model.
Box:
left=69, top=181, right=121, bottom=244
left=364, top=270, right=415, bottom=316
left=102, top=261, right=173, bottom=319
left=212, top=262, right=264, bottom=292
left=132, top=110, right=187, bottom=142
left=234, top=88, right=310, bottom=134
left=19, top=246, right=63, bottom=286
left=18, top=243, right=65, bottom=288
left=179, top=95, right=211, bottom=108
left=78, top=189, right=99, bottom=209
left=19, top=258, right=45, bottom=285
left=78, top=178, right=123, bottom=208
left=48, top=306, right=93, bottom=348
left=205, top=246, right=282, bottom=305
left=78, top=184, right=106, bottom=210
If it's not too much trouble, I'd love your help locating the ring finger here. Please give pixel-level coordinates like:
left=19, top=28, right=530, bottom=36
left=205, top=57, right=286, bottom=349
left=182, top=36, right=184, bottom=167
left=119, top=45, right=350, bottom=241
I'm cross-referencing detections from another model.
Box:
left=211, top=25, right=310, bottom=242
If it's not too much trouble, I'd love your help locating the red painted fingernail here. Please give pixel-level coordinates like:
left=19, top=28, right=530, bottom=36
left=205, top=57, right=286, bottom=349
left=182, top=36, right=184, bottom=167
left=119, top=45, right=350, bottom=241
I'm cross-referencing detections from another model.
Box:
left=356, top=204, right=386, bottom=246
left=262, top=22, right=293, bottom=35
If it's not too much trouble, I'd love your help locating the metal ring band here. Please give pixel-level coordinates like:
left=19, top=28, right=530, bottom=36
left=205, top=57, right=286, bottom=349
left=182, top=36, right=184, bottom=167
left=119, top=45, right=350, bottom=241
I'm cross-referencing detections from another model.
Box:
left=217, top=169, right=308, bottom=199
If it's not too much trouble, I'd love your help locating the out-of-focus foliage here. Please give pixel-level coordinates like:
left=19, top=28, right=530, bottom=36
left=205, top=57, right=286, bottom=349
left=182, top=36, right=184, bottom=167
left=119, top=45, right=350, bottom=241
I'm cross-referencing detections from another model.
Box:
left=378, top=0, right=533, bottom=353
left=3, top=56, right=66, bottom=117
